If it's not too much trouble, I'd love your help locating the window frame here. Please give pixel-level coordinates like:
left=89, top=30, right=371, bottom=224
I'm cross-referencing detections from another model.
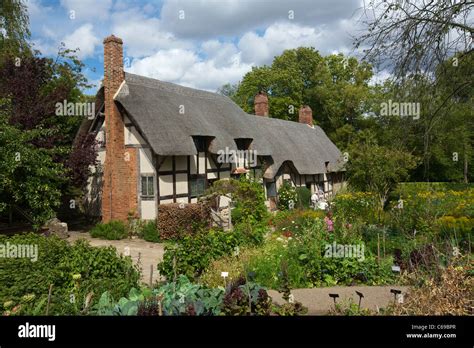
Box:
left=140, top=174, right=155, bottom=200
left=190, top=174, right=206, bottom=198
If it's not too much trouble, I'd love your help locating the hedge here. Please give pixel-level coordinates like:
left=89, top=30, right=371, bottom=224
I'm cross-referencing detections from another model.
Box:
left=157, top=202, right=211, bottom=240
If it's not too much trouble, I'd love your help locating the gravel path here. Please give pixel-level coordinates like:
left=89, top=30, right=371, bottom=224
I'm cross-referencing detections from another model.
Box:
left=268, top=285, right=410, bottom=314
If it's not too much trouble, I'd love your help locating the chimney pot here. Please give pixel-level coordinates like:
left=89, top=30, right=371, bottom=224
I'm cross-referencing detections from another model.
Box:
left=103, top=35, right=123, bottom=44
left=254, top=91, right=269, bottom=117
left=299, top=105, right=313, bottom=126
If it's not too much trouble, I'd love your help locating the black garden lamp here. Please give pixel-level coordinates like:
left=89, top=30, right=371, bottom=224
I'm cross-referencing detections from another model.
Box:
left=390, top=289, right=401, bottom=303
left=329, top=293, right=339, bottom=308
left=355, top=291, right=364, bottom=310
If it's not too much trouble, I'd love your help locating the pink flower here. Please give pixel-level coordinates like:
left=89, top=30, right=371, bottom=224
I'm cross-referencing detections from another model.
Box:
left=324, top=216, right=334, bottom=232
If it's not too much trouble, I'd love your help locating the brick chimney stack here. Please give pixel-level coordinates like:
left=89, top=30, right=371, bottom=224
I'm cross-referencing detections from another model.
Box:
left=101, top=35, right=137, bottom=222
left=254, top=91, right=269, bottom=117
left=299, top=105, right=313, bottom=126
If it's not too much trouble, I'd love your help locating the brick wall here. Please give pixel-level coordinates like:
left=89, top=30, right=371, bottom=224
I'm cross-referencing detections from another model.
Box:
left=101, top=35, right=138, bottom=222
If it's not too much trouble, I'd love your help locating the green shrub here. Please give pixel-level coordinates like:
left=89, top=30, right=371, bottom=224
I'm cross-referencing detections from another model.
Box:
left=331, top=192, right=379, bottom=224
left=90, top=220, right=128, bottom=240
left=158, top=221, right=268, bottom=281
left=141, top=220, right=160, bottom=242
left=207, top=177, right=269, bottom=225
left=158, top=229, right=242, bottom=280
left=296, top=187, right=311, bottom=209
left=245, top=217, right=394, bottom=289
left=0, top=233, right=140, bottom=315
left=277, top=181, right=298, bottom=210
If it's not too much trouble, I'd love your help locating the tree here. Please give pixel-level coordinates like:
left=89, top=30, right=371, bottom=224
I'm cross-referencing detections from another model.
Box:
left=346, top=131, right=418, bottom=209
left=0, top=0, right=31, bottom=57
left=354, top=1, right=473, bottom=182
left=232, top=47, right=373, bottom=147
left=0, top=3, right=97, bottom=224
left=355, top=0, right=473, bottom=77
left=0, top=99, right=65, bottom=227
left=216, top=82, right=239, bottom=100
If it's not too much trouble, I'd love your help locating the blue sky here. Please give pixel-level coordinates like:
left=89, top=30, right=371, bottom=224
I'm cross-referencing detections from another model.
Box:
left=27, top=0, right=365, bottom=94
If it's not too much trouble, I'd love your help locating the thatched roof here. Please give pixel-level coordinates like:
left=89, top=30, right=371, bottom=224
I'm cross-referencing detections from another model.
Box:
left=114, top=73, right=344, bottom=178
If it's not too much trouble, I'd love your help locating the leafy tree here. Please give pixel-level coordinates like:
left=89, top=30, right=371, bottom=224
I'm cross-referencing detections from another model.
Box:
left=346, top=131, right=418, bottom=209
left=216, top=82, right=239, bottom=99
left=355, top=0, right=473, bottom=77
left=0, top=3, right=97, bottom=224
left=0, top=99, right=65, bottom=227
left=354, top=1, right=473, bottom=182
left=231, top=47, right=373, bottom=148
left=0, top=0, right=31, bottom=57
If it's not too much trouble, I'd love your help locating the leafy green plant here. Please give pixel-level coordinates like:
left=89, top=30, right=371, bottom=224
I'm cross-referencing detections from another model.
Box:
left=245, top=217, right=394, bottom=289
left=221, top=275, right=272, bottom=316
left=296, top=187, right=312, bottom=209
left=0, top=233, right=140, bottom=316
left=207, top=177, right=269, bottom=225
left=277, top=181, right=298, bottom=210
left=90, top=220, right=128, bottom=240
left=156, top=275, right=224, bottom=316
left=95, top=276, right=225, bottom=316
left=329, top=298, right=374, bottom=316
left=158, top=228, right=242, bottom=280
left=272, top=302, right=308, bottom=316
left=141, top=220, right=160, bottom=242
left=94, top=287, right=147, bottom=316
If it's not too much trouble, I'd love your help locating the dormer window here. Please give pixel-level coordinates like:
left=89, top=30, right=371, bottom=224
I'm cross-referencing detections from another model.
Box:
left=234, top=138, right=252, bottom=150
left=192, top=136, right=212, bottom=153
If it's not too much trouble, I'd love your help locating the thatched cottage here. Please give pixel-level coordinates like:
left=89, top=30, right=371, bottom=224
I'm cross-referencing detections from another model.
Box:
left=80, top=35, right=345, bottom=222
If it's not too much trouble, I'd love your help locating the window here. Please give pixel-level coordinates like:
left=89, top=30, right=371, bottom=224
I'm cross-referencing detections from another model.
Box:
left=141, top=175, right=154, bottom=200
left=193, top=136, right=209, bottom=152
left=234, top=138, right=252, bottom=150
left=190, top=175, right=206, bottom=197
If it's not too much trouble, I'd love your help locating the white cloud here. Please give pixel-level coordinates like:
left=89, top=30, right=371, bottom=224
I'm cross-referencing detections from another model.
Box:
left=238, top=22, right=321, bottom=65
left=128, top=42, right=252, bottom=91
left=110, top=8, right=193, bottom=58
left=160, top=0, right=360, bottom=39
left=201, top=40, right=239, bottom=68
left=60, top=0, right=112, bottom=21
left=26, top=0, right=366, bottom=93
left=62, top=24, right=100, bottom=59
left=128, top=49, right=198, bottom=82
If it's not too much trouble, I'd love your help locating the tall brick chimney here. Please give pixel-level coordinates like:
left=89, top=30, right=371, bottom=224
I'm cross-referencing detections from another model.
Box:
left=299, top=105, right=313, bottom=126
left=101, top=35, right=138, bottom=222
left=254, top=91, right=269, bottom=117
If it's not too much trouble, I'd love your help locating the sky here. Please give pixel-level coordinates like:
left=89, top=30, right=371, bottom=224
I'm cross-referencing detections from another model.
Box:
left=26, top=0, right=367, bottom=94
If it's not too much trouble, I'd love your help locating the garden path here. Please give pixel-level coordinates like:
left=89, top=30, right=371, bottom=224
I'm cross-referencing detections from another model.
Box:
left=268, top=285, right=410, bottom=314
